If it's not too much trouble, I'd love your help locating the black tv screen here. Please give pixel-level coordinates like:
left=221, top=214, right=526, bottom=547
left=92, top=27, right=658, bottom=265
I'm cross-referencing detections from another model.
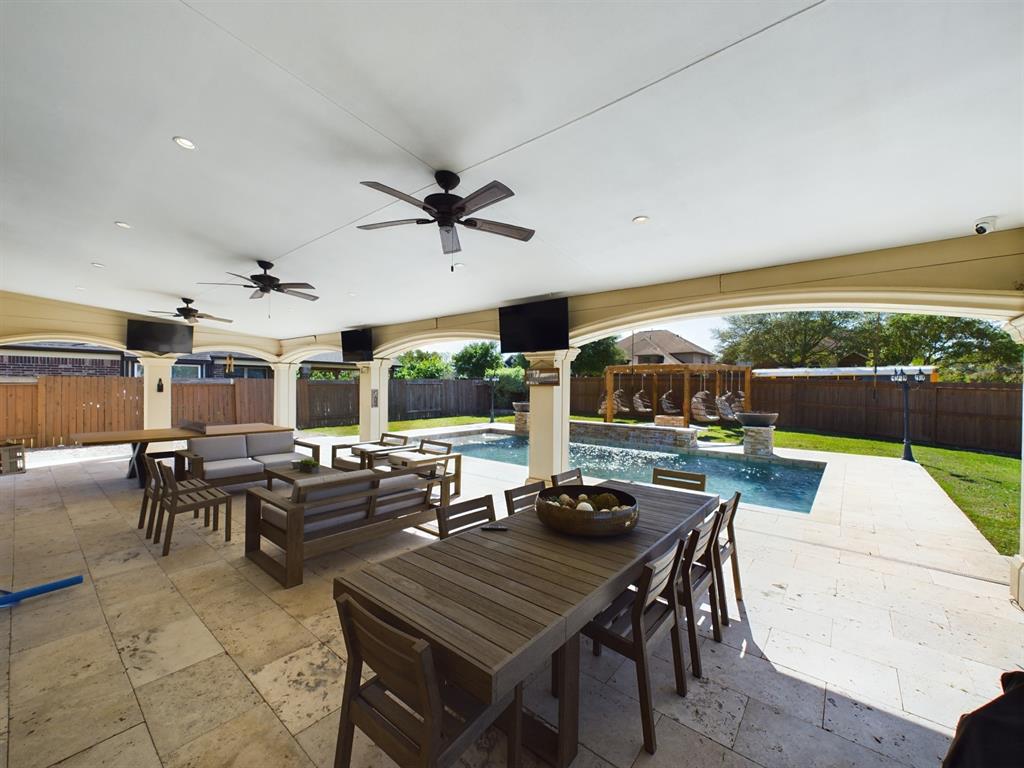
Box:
left=341, top=328, right=374, bottom=362
left=499, top=297, right=569, bottom=353
left=126, top=320, right=193, bottom=354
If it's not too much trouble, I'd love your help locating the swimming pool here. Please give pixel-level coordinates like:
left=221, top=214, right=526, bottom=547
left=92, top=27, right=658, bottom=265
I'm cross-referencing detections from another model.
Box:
left=446, top=433, right=823, bottom=513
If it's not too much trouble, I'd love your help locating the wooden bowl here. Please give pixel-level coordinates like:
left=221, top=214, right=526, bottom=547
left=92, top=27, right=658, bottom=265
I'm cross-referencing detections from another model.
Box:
left=535, top=485, right=638, bottom=537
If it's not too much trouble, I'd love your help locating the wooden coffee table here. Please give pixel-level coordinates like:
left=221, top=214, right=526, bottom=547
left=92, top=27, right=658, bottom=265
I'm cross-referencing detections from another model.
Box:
left=265, top=464, right=345, bottom=490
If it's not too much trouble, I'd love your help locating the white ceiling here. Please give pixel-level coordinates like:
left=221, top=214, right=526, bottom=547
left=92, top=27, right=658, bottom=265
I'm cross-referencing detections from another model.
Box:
left=1, top=1, right=1021, bottom=340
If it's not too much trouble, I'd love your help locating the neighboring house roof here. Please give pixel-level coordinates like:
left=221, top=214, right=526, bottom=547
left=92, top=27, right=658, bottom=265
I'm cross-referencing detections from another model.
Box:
left=617, top=330, right=714, bottom=361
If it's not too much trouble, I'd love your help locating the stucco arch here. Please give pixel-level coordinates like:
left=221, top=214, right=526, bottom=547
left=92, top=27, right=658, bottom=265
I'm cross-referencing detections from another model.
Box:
left=374, top=329, right=501, bottom=359
left=0, top=332, right=128, bottom=351
left=191, top=344, right=279, bottom=363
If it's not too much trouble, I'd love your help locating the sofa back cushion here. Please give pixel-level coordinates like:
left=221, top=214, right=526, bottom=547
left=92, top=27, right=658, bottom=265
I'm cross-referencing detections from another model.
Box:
left=246, top=431, right=294, bottom=458
left=291, top=470, right=376, bottom=504
left=188, top=435, right=247, bottom=462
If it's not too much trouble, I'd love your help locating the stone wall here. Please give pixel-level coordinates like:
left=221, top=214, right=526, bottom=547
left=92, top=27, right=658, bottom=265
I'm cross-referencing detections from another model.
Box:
left=743, top=426, right=774, bottom=456
left=569, top=420, right=698, bottom=450
left=514, top=411, right=529, bottom=435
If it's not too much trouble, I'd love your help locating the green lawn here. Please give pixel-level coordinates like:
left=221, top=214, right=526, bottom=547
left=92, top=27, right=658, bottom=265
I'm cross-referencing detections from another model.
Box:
left=306, top=415, right=1020, bottom=555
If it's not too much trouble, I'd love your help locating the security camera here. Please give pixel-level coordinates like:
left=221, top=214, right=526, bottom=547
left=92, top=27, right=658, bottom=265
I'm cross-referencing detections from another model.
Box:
left=974, top=216, right=996, bottom=235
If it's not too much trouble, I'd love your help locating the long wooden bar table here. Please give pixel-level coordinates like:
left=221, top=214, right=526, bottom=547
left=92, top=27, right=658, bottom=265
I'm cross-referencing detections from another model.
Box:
left=333, top=479, right=718, bottom=766
left=72, top=422, right=291, bottom=487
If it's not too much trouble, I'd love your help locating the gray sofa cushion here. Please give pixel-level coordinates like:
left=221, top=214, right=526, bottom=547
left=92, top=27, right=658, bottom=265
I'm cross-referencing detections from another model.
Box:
left=246, top=432, right=295, bottom=458
left=202, top=457, right=263, bottom=480
left=378, top=472, right=426, bottom=496
left=290, top=470, right=376, bottom=503
left=261, top=503, right=366, bottom=533
left=253, top=451, right=309, bottom=469
left=188, top=435, right=247, bottom=462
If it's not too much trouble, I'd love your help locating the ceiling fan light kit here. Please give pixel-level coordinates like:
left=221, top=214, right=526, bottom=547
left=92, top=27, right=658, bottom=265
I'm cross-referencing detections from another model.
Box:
left=358, top=170, right=535, bottom=262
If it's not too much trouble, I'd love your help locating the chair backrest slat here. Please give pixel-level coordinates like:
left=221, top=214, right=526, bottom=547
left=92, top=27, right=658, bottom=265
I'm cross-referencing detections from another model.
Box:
left=719, top=491, right=741, bottom=544
left=634, top=540, right=685, bottom=614
left=418, top=439, right=452, bottom=456
left=380, top=433, right=408, bottom=446
left=436, top=495, right=496, bottom=538
left=157, top=461, right=178, bottom=499
left=143, top=455, right=163, bottom=494
left=504, top=481, right=545, bottom=516
left=651, top=467, right=706, bottom=492
left=551, top=468, right=583, bottom=487
left=682, top=509, right=722, bottom=571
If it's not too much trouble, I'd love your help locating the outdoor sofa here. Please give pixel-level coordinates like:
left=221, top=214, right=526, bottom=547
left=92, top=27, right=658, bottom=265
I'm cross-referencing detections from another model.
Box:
left=244, top=466, right=435, bottom=587
left=175, top=432, right=321, bottom=487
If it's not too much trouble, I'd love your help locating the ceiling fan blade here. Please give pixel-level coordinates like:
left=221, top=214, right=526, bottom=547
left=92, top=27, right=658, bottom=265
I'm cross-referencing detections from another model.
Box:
left=357, top=218, right=432, bottom=230
left=250, top=289, right=266, bottom=300
left=226, top=272, right=255, bottom=281
left=461, top=218, right=535, bottom=242
left=454, top=181, right=514, bottom=216
left=196, top=282, right=254, bottom=287
left=186, top=316, right=199, bottom=325
left=360, top=181, right=437, bottom=214
left=440, top=224, right=461, bottom=255
left=275, top=282, right=315, bottom=290
left=195, top=313, right=233, bottom=323
left=281, top=289, right=319, bottom=302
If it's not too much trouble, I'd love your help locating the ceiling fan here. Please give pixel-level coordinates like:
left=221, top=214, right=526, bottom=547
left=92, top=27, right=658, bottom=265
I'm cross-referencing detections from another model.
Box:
left=199, top=260, right=319, bottom=301
left=150, top=298, right=232, bottom=325
left=358, top=170, right=535, bottom=263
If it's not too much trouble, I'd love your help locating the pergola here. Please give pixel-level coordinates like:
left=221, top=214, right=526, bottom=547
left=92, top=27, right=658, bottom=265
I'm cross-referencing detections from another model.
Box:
left=599, top=363, right=752, bottom=424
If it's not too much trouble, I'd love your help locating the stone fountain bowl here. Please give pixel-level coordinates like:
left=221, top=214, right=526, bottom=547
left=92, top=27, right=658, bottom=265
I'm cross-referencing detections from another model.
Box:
left=735, top=412, right=779, bottom=427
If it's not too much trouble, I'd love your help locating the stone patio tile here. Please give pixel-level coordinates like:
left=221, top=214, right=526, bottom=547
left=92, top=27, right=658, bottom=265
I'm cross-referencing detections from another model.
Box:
left=836, top=577, right=950, bottom=625
left=163, top=704, right=314, bottom=768
left=136, top=653, right=263, bottom=756
left=248, top=642, right=346, bottom=734
left=685, top=640, right=827, bottom=726
left=9, top=667, right=143, bottom=768
left=10, top=585, right=106, bottom=653
left=264, top=575, right=337, bottom=621
left=94, top=561, right=173, bottom=607
left=104, top=584, right=195, bottom=638
left=299, top=608, right=349, bottom=660
left=733, top=699, right=893, bottom=768
left=632, top=716, right=760, bottom=768
left=823, top=686, right=951, bottom=768
left=927, top=568, right=1011, bottom=600
left=116, top=614, right=224, bottom=687
left=9, top=624, right=122, bottom=705
left=897, top=669, right=990, bottom=730
left=891, top=612, right=1021, bottom=670
left=210, top=606, right=320, bottom=673
left=50, top=724, right=161, bottom=768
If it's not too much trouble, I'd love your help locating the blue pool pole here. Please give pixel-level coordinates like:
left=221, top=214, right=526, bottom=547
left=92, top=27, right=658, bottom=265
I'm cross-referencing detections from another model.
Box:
left=0, top=575, right=84, bottom=608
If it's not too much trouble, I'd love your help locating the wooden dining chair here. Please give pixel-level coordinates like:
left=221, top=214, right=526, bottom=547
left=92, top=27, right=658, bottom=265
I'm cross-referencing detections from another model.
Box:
left=582, top=541, right=687, bottom=754
left=712, top=491, right=742, bottom=625
left=503, top=481, right=545, bottom=517
left=651, top=467, right=707, bottom=492
left=419, top=496, right=497, bottom=539
left=154, top=463, right=231, bottom=556
left=676, top=509, right=724, bottom=679
left=550, top=468, right=583, bottom=487
left=141, top=455, right=210, bottom=539
left=334, top=594, right=522, bottom=768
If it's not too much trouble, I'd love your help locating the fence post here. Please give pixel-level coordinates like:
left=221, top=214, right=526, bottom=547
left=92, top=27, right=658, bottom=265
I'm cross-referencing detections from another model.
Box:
left=35, top=377, right=45, bottom=448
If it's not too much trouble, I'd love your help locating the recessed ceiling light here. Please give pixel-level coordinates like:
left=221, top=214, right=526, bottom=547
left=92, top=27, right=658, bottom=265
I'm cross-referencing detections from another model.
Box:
left=114, top=221, right=131, bottom=229
left=172, top=136, right=197, bottom=150
left=347, top=291, right=357, bottom=297
left=453, top=262, right=465, bottom=269
left=91, top=262, right=105, bottom=268
left=632, top=215, right=650, bottom=224
left=75, top=286, right=85, bottom=291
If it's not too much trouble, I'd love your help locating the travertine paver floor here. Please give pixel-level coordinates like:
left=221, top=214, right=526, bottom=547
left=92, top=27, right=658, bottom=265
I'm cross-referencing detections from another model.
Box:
left=0, top=438, right=1020, bottom=768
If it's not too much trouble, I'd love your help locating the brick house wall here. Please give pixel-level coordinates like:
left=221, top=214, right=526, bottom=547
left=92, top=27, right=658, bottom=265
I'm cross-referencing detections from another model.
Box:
left=0, top=354, right=122, bottom=377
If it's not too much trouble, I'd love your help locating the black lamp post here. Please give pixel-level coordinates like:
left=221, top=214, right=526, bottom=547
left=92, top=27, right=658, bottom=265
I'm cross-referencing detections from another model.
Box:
left=891, top=367, right=927, bottom=462
left=485, top=373, right=498, bottom=423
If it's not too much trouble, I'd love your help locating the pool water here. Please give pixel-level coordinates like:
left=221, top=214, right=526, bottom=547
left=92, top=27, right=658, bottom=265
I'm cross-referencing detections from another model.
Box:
left=447, top=434, right=822, bottom=513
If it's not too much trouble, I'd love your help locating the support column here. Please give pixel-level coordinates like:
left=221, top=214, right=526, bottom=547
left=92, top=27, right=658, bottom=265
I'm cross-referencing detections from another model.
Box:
left=357, top=358, right=390, bottom=442
left=526, top=348, right=580, bottom=484
left=138, top=357, right=175, bottom=430
left=1005, top=316, right=1023, bottom=603
left=271, top=363, right=299, bottom=428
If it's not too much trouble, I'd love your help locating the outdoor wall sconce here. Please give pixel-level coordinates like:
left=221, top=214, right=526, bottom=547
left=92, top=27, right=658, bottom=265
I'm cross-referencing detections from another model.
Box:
left=156, top=378, right=164, bottom=393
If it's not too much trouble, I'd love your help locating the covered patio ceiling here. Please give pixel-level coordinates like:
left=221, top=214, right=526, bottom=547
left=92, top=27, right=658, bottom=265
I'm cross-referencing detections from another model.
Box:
left=0, top=1, right=1021, bottom=340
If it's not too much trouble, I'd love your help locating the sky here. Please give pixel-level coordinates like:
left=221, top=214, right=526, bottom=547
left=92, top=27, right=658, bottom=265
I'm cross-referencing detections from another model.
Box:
left=420, top=315, right=727, bottom=356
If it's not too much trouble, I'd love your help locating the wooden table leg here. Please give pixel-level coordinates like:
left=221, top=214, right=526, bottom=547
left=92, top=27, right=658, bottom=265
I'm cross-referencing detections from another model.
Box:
left=522, top=633, right=580, bottom=767
left=128, top=442, right=148, bottom=488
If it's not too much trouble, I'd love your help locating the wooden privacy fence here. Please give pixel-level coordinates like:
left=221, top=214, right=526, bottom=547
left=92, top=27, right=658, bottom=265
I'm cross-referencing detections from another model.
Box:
left=295, top=378, right=492, bottom=429
left=171, top=379, right=273, bottom=427
left=752, top=379, right=1022, bottom=455
left=0, top=377, right=272, bottom=447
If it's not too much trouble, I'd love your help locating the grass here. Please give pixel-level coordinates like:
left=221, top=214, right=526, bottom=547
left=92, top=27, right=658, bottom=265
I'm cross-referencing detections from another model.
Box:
left=306, top=414, right=1020, bottom=556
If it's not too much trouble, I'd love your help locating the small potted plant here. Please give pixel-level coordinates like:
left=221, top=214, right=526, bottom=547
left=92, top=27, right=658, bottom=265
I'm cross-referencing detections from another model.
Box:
left=297, top=458, right=321, bottom=474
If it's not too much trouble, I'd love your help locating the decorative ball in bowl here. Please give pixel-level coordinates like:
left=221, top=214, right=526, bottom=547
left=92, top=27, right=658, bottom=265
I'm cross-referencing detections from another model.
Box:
left=535, top=485, right=638, bottom=537
left=735, top=411, right=779, bottom=427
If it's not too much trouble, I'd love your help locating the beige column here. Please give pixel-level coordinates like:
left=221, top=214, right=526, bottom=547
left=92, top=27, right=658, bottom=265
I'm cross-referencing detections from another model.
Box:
left=525, top=348, right=580, bottom=484
left=1005, top=315, right=1024, bottom=602
left=357, top=358, right=390, bottom=442
left=138, top=357, right=175, bottom=430
left=271, top=362, right=299, bottom=428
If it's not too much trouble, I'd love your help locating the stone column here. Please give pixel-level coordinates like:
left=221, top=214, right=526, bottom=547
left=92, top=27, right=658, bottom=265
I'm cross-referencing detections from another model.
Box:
left=357, top=358, right=390, bottom=442
left=271, top=362, right=299, bottom=428
left=1005, top=315, right=1023, bottom=602
left=525, top=348, right=580, bottom=484
left=743, top=426, right=775, bottom=456
left=137, top=357, right=175, bottom=430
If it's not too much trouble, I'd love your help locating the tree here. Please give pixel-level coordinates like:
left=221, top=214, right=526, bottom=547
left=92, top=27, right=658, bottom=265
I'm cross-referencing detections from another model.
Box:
left=714, top=312, right=860, bottom=367
left=452, top=341, right=504, bottom=378
left=571, top=336, right=628, bottom=376
left=485, top=365, right=527, bottom=408
left=392, top=349, right=452, bottom=380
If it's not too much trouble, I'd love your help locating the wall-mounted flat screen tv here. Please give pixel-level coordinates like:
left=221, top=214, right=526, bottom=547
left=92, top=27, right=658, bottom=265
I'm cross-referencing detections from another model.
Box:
left=125, top=320, right=193, bottom=354
left=341, top=328, right=374, bottom=362
left=498, top=297, right=569, bottom=353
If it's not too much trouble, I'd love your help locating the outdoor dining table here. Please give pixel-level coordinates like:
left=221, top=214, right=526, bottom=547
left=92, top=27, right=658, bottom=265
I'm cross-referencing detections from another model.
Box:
left=333, top=479, right=718, bottom=766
